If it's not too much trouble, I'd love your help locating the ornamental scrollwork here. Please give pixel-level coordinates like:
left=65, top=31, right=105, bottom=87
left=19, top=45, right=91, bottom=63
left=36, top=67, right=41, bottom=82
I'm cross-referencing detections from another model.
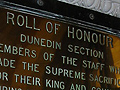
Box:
left=58, top=0, right=120, bottom=18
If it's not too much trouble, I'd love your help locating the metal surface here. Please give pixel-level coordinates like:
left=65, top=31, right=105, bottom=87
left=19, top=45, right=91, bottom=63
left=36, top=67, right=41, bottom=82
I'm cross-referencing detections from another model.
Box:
left=0, top=2, right=120, bottom=89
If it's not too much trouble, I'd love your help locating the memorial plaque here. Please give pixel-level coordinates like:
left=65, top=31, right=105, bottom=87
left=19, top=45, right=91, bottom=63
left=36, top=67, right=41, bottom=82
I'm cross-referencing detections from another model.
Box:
left=0, top=1, right=120, bottom=90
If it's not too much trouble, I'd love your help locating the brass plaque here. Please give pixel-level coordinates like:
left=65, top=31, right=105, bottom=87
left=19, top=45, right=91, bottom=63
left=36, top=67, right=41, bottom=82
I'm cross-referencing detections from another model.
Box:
left=0, top=7, right=120, bottom=90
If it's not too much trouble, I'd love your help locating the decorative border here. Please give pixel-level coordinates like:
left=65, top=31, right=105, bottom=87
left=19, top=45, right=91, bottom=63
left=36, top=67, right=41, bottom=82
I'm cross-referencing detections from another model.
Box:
left=1, top=0, right=120, bottom=32
left=58, top=0, right=120, bottom=18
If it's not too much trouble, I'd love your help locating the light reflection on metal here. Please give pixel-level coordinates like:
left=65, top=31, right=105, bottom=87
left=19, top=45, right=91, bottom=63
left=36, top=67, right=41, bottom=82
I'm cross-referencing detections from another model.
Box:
left=58, top=0, right=120, bottom=18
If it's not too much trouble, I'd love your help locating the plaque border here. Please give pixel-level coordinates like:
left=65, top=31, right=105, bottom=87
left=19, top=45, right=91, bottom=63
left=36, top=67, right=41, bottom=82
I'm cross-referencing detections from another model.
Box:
left=0, top=0, right=120, bottom=38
